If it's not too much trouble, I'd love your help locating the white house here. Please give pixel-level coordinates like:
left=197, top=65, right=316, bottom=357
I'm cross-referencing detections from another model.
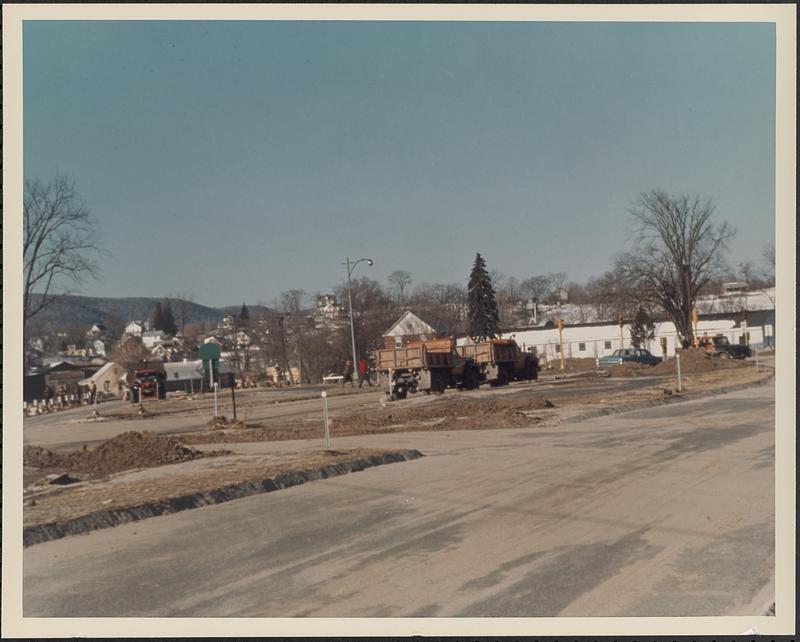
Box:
left=382, top=311, right=438, bottom=347
left=124, top=320, right=150, bottom=337
left=91, top=339, right=106, bottom=357
left=142, top=330, right=168, bottom=348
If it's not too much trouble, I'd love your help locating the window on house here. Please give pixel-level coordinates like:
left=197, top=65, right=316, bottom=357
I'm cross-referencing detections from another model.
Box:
left=604, top=341, right=612, bottom=350
left=578, top=342, right=586, bottom=352
left=174, top=372, right=180, bottom=379
left=555, top=344, right=561, bottom=353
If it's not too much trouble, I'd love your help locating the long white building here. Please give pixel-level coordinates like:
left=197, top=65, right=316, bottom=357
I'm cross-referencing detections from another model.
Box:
left=457, top=309, right=774, bottom=364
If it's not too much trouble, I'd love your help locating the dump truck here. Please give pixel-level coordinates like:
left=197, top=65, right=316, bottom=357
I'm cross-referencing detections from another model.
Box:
left=377, top=337, right=480, bottom=400
left=458, top=339, right=539, bottom=385
left=130, top=368, right=167, bottom=403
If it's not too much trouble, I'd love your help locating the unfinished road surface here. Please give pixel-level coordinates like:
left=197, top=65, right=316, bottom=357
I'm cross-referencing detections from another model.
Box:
left=23, top=383, right=774, bottom=617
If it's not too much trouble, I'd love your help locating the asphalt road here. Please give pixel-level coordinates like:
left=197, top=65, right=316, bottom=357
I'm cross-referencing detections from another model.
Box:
left=23, top=382, right=774, bottom=617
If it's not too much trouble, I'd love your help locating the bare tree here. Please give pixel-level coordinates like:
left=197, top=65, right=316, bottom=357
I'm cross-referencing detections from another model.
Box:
left=110, top=335, right=151, bottom=381
left=24, top=176, right=105, bottom=325
left=614, top=190, right=734, bottom=346
left=761, top=243, right=775, bottom=286
left=387, top=270, right=412, bottom=305
left=521, top=274, right=553, bottom=304
left=169, top=292, right=196, bottom=336
left=409, top=282, right=468, bottom=337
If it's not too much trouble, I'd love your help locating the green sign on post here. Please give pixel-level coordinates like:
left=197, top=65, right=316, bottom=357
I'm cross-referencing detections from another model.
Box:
left=198, top=343, right=221, bottom=388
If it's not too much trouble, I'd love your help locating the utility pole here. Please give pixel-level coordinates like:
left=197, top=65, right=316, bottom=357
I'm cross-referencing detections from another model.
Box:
left=343, top=256, right=374, bottom=382
left=557, top=318, right=565, bottom=370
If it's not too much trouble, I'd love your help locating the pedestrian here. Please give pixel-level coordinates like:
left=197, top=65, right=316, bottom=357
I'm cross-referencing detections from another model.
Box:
left=88, top=381, right=97, bottom=405
left=342, top=360, right=354, bottom=386
left=358, top=357, right=372, bottom=388
left=57, top=385, right=66, bottom=408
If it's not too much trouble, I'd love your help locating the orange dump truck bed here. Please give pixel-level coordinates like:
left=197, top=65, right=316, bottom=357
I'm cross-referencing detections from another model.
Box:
left=458, top=339, right=518, bottom=364
left=377, top=341, right=455, bottom=370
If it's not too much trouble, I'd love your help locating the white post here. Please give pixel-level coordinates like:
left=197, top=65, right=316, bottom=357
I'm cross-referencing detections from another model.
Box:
left=322, top=390, right=330, bottom=450
left=213, top=382, right=219, bottom=418
left=676, top=351, right=682, bottom=393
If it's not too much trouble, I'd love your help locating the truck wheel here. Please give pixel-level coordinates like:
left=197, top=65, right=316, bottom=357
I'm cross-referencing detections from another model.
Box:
left=497, top=367, right=510, bottom=386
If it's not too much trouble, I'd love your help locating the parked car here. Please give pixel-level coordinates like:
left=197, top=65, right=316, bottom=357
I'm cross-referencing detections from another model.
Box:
left=598, top=348, right=662, bottom=367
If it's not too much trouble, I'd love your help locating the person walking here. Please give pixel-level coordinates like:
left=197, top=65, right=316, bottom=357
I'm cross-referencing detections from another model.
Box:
left=88, top=381, right=97, bottom=405
left=342, top=360, right=354, bottom=386
left=358, top=357, right=372, bottom=388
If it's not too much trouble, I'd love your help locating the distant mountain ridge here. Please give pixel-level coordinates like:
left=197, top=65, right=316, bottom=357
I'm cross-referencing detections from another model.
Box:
left=26, top=294, right=272, bottom=330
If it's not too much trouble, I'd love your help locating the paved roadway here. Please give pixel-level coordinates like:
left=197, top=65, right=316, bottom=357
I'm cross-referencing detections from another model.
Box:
left=23, top=382, right=774, bottom=617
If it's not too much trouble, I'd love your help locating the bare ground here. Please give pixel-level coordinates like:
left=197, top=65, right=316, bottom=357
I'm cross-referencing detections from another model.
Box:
left=23, top=448, right=415, bottom=531
left=22, top=362, right=770, bottom=539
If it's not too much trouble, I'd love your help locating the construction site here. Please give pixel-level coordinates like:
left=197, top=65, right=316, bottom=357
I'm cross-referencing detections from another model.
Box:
left=23, top=347, right=772, bottom=547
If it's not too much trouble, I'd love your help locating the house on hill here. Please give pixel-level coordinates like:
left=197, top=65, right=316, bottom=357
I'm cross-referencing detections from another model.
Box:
left=142, top=330, right=168, bottom=348
left=382, top=311, right=438, bottom=348
left=124, top=320, right=150, bottom=337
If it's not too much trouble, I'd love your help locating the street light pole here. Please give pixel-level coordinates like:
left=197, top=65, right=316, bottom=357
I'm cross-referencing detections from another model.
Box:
left=344, top=256, right=374, bottom=384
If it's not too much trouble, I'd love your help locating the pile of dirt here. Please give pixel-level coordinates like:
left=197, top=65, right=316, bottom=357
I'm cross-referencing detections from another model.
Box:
left=651, top=348, right=745, bottom=375
left=24, top=431, right=230, bottom=477
left=207, top=415, right=246, bottom=431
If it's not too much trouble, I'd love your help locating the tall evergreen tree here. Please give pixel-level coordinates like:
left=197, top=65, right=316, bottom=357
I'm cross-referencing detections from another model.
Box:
left=161, top=300, right=178, bottom=336
left=240, top=302, right=250, bottom=324
left=467, top=252, right=500, bottom=340
left=151, top=301, right=164, bottom=332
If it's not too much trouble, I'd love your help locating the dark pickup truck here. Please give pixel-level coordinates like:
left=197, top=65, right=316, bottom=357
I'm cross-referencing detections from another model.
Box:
left=698, top=335, right=751, bottom=359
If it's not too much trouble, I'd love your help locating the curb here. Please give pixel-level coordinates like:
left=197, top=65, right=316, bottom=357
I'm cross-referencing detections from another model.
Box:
left=554, top=373, right=774, bottom=425
left=23, top=449, right=424, bottom=548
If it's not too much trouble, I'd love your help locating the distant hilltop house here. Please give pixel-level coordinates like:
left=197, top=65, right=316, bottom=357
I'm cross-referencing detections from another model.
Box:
left=314, top=294, right=347, bottom=329
left=382, top=311, right=438, bottom=348
left=124, top=320, right=150, bottom=337
left=86, top=323, right=107, bottom=337
left=142, top=330, right=168, bottom=348
left=720, top=281, right=749, bottom=296
left=91, top=338, right=107, bottom=357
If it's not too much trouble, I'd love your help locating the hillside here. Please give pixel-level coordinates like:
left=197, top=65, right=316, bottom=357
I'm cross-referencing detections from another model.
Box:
left=26, top=294, right=273, bottom=332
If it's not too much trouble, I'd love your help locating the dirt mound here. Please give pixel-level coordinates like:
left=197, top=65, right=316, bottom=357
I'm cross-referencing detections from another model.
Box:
left=24, top=431, right=229, bottom=477
left=207, top=415, right=246, bottom=431
left=652, top=348, right=745, bottom=375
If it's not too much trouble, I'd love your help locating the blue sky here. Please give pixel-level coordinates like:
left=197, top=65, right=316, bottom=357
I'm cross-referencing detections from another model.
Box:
left=23, top=20, right=776, bottom=307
